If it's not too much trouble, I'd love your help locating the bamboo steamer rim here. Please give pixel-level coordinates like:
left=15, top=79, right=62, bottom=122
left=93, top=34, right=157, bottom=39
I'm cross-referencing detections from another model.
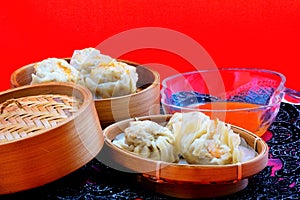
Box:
left=0, top=82, right=93, bottom=145
left=103, top=114, right=269, bottom=184
left=0, top=81, right=103, bottom=194
left=0, top=94, right=80, bottom=145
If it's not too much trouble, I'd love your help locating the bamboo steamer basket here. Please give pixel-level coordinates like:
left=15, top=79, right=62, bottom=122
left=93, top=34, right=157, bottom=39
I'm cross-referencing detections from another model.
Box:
left=102, top=115, right=269, bottom=199
left=0, top=82, right=103, bottom=194
left=10, top=59, right=160, bottom=128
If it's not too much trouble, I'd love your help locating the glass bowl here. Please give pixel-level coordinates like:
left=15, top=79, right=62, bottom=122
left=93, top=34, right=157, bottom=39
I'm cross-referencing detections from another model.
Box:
left=161, top=68, right=300, bottom=137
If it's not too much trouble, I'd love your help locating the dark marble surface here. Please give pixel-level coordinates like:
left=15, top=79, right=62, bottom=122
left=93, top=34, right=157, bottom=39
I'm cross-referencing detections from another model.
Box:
left=1, top=102, right=299, bottom=200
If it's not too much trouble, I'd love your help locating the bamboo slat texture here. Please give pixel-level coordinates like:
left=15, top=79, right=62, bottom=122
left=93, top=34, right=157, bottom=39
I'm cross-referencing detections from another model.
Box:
left=0, top=83, right=103, bottom=194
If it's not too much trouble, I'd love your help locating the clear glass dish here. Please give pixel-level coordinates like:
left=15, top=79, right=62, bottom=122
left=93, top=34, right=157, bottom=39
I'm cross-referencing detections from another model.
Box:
left=161, top=68, right=300, bottom=137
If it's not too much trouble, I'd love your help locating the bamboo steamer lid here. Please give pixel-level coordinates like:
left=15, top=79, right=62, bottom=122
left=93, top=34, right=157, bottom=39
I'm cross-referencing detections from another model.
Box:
left=0, top=82, right=104, bottom=194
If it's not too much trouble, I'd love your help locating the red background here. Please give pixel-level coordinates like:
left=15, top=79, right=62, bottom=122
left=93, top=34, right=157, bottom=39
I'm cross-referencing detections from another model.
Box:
left=1, top=0, right=299, bottom=92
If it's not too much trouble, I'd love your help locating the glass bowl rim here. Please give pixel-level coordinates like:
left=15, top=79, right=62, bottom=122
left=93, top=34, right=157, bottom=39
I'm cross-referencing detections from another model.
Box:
left=161, top=67, right=285, bottom=112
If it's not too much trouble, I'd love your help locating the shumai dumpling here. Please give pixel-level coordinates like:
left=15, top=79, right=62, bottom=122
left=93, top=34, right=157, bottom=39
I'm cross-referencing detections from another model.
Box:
left=113, top=120, right=179, bottom=163
left=82, top=61, right=138, bottom=99
left=167, top=112, right=243, bottom=165
left=31, top=58, right=80, bottom=84
left=70, top=47, right=114, bottom=75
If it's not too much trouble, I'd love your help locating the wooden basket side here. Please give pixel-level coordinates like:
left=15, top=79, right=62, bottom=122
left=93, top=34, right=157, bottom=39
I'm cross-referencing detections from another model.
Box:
left=0, top=82, right=103, bottom=194
left=10, top=63, right=34, bottom=88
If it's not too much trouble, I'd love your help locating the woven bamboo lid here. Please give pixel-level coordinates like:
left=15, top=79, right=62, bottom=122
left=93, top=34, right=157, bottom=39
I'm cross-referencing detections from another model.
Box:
left=0, top=82, right=103, bottom=194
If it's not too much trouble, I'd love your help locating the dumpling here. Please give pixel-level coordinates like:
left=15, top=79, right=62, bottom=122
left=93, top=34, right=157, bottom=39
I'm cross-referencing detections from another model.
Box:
left=30, top=47, right=138, bottom=99
left=70, top=47, right=138, bottom=98
left=31, top=58, right=80, bottom=84
left=166, top=112, right=244, bottom=165
left=70, top=47, right=114, bottom=75
left=113, top=120, right=179, bottom=163
left=82, top=61, right=138, bottom=99
left=166, top=112, right=211, bottom=155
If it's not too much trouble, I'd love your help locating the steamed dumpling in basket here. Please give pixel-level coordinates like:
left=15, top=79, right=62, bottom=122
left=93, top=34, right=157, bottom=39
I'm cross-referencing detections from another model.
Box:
left=113, top=120, right=179, bottom=163
left=70, top=47, right=114, bottom=75
left=81, top=60, right=138, bottom=99
left=31, top=47, right=139, bottom=99
left=166, top=112, right=244, bottom=165
left=70, top=47, right=138, bottom=99
left=31, top=58, right=80, bottom=84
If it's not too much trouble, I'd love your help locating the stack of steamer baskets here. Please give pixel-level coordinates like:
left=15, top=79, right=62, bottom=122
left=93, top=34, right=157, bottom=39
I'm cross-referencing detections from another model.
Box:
left=8, top=55, right=268, bottom=199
